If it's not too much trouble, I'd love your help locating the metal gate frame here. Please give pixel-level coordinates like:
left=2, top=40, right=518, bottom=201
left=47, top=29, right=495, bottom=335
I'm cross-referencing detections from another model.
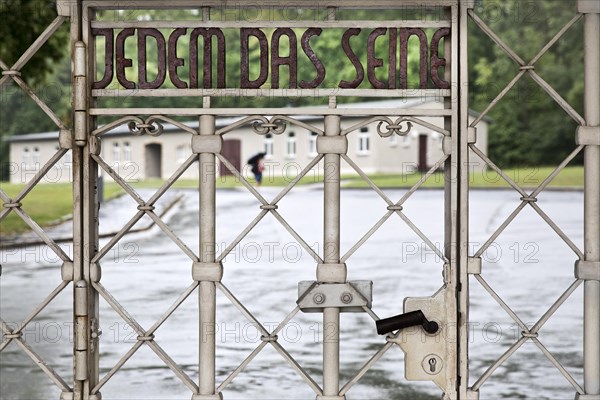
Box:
left=1, top=1, right=598, bottom=399
left=457, top=1, right=600, bottom=398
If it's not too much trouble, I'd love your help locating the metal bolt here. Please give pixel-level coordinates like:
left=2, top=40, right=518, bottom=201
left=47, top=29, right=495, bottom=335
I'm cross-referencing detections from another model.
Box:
left=340, top=292, right=353, bottom=304
left=313, top=293, right=326, bottom=304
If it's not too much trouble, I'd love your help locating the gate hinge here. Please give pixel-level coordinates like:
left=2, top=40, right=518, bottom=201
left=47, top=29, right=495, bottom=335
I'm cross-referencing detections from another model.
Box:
left=73, top=42, right=88, bottom=147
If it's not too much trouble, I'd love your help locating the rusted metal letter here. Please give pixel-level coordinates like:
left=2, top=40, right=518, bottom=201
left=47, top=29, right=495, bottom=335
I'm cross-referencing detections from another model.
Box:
left=388, top=28, right=397, bottom=89
left=168, top=28, right=188, bottom=89
left=240, top=28, right=269, bottom=89
left=190, top=28, right=226, bottom=89
left=137, top=28, right=166, bottom=89
left=399, top=28, right=428, bottom=89
left=271, top=28, right=297, bottom=89
left=339, top=28, right=364, bottom=89
left=91, top=28, right=114, bottom=89
left=430, top=28, right=451, bottom=89
left=299, top=27, right=325, bottom=89
left=367, top=28, right=387, bottom=89
left=115, top=28, right=135, bottom=89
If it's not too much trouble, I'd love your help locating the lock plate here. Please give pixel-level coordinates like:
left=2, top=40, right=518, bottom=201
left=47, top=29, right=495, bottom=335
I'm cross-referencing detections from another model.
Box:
left=395, top=286, right=456, bottom=396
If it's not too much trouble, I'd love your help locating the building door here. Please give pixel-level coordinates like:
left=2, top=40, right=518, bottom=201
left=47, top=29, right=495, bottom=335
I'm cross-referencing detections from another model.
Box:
left=219, top=139, right=241, bottom=177
left=144, top=143, right=162, bottom=179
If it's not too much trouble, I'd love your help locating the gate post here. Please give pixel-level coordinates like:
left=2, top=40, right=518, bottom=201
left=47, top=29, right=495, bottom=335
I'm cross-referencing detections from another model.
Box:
left=195, top=114, right=222, bottom=400
left=69, top=0, right=101, bottom=398
left=319, top=114, right=344, bottom=400
left=580, top=0, right=600, bottom=397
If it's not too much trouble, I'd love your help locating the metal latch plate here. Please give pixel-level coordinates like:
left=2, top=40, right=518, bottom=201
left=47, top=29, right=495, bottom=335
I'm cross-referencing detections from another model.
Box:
left=297, top=280, right=372, bottom=312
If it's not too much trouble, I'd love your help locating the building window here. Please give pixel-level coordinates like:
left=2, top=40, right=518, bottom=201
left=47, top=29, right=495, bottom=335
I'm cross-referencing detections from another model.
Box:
left=123, top=142, right=132, bottom=162
left=308, top=132, right=318, bottom=156
left=32, top=147, right=40, bottom=165
left=22, top=148, right=30, bottom=167
left=176, top=144, right=187, bottom=163
left=113, top=142, right=120, bottom=163
left=264, top=134, right=273, bottom=158
left=286, top=132, right=296, bottom=158
left=358, top=127, right=370, bottom=155
left=401, top=134, right=411, bottom=148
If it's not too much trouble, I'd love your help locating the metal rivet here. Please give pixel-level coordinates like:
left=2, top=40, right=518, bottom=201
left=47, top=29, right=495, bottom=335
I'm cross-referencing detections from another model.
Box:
left=340, top=292, right=353, bottom=304
left=313, top=293, right=326, bottom=304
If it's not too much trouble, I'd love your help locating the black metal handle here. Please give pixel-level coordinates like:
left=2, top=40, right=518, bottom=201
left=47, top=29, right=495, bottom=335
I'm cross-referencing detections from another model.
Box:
left=376, top=310, right=439, bottom=335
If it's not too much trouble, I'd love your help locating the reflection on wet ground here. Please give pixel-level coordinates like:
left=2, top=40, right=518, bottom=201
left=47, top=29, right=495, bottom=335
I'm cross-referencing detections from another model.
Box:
left=1, top=188, right=584, bottom=399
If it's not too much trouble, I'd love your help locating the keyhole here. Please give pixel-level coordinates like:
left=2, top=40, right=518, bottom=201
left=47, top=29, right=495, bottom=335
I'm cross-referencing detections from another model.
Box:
left=429, top=357, right=437, bottom=372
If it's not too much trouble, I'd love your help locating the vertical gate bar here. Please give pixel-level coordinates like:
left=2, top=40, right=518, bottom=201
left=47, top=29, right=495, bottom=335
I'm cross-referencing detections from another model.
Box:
left=458, top=1, right=473, bottom=398
left=198, top=115, right=219, bottom=399
left=70, top=0, right=83, bottom=398
left=82, top=2, right=101, bottom=398
left=322, top=114, right=342, bottom=398
left=442, top=3, right=461, bottom=398
left=583, top=7, right=600, bottom=396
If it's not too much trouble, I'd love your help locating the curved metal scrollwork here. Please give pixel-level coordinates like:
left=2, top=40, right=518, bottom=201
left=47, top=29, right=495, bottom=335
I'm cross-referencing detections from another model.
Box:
left=252, top=116, right=287, bottom=135
left=128, top=118, right=164, bottom=136
left=268, top=115, right=324, bottom=135
left=92, top=115, right=197, bottom=137
left=377, top=118, right=413, bottom=137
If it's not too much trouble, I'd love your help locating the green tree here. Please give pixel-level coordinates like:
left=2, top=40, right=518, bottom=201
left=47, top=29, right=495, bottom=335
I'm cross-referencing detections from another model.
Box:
left=469, top=0, right=584, bottom=167
left=0, top=0, right=70, bottom=180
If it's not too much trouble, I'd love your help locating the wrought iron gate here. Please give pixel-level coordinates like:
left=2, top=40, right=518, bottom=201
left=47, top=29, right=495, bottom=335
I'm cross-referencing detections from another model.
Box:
left=1, top=1, right=599, bottom=399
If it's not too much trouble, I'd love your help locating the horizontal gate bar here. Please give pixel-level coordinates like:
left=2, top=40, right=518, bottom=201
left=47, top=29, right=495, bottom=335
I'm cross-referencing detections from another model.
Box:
left=89, top=107, right=452, bottom=116
left=83, top=0, right=458, bottom=10
left=92, top=89, right=451, bottom=98
left=91, top=20, right=452, bottom=29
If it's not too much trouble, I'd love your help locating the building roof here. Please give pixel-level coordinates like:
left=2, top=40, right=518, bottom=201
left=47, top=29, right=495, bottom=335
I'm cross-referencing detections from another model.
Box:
left=6, top=99, right=490, bottom=143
